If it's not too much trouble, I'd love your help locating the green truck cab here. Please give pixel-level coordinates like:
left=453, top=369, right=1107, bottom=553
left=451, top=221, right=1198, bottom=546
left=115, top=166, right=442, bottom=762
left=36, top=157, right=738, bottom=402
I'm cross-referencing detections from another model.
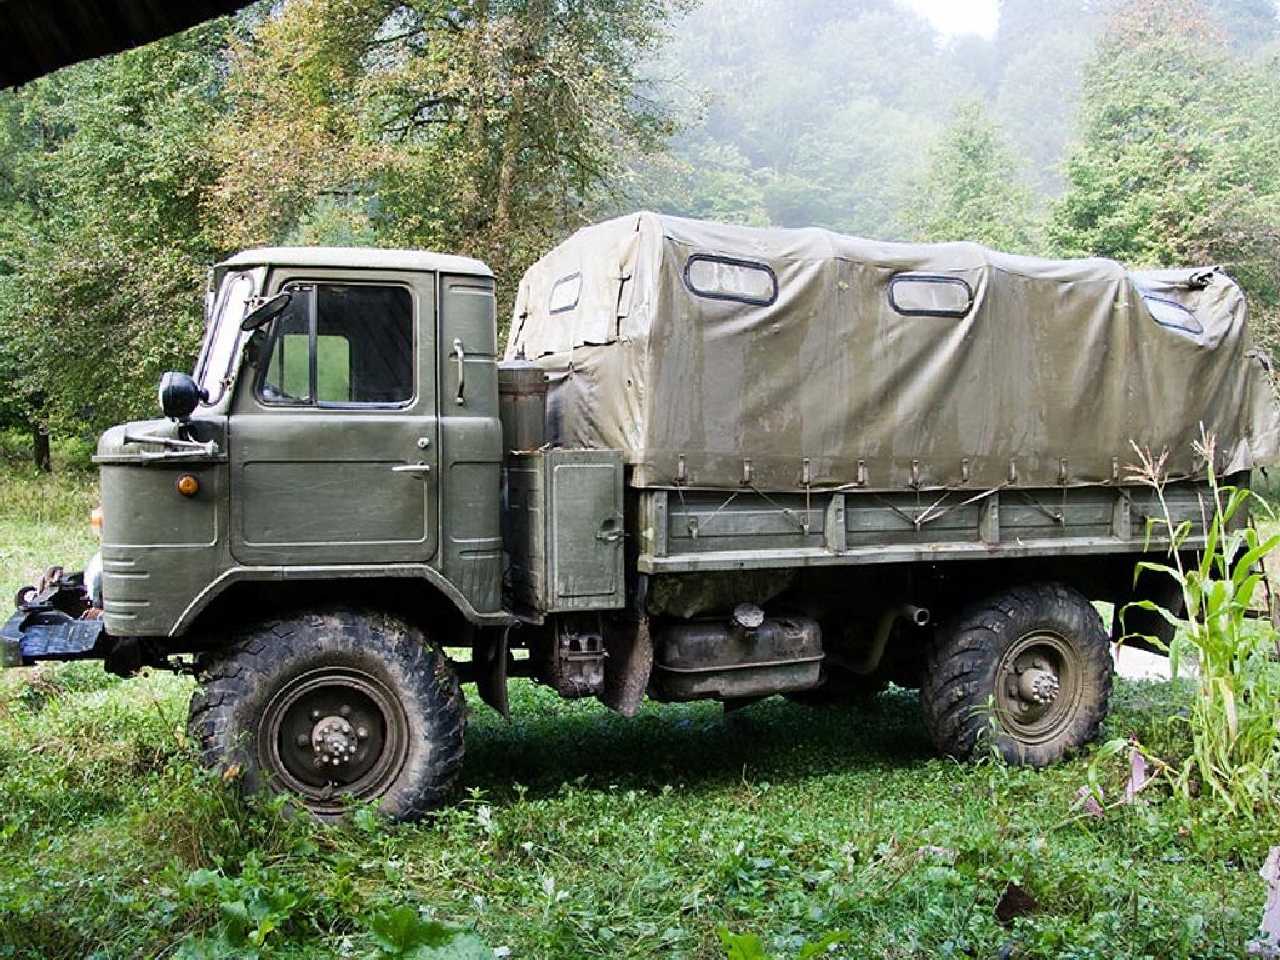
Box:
left=96, top=247, right=509, bottom=644
left=6, top=214, right=1278, bottom=820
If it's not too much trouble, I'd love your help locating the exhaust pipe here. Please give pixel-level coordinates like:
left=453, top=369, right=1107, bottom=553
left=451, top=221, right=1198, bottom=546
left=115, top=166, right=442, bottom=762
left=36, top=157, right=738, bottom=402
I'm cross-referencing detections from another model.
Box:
left=845, top=603, right=931, bottom=675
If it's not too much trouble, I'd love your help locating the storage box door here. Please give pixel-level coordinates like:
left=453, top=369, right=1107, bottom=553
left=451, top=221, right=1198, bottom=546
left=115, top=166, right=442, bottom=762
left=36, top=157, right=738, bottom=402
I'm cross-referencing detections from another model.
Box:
left=549, top=453, right=624, bottom=609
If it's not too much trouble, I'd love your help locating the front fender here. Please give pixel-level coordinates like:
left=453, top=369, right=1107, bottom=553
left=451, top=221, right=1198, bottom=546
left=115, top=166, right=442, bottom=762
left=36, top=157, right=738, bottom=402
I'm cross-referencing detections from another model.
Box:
left=172, top=564, right=516, bottom=637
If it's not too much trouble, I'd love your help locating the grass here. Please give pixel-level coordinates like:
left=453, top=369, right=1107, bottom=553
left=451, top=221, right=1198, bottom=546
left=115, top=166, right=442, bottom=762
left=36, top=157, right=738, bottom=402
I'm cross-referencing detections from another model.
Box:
left=2, top=460, right=1279, bottom=958
left=0, top=432, right=99, bottom=600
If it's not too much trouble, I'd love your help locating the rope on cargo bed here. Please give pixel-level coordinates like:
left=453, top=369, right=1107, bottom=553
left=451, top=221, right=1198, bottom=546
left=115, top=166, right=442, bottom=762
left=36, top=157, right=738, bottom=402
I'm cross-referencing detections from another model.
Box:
left=676, top=485, right=812, bottom=537
left=677, top=475, right=1187, bottom=539
left=746, top=482, right=812, bottom=535
left=1014, top=488, right=1066, bottom=525
left=675, top=486, right=743, bottom=537
left=874, top=484, right=1008, bottom=530
left=1114, top=486, right=1161, bottom=527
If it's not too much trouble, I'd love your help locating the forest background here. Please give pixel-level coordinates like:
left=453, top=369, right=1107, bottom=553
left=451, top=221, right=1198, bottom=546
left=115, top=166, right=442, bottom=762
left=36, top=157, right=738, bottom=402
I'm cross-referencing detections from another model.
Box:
left=1, top=0, right=1279, bottom=464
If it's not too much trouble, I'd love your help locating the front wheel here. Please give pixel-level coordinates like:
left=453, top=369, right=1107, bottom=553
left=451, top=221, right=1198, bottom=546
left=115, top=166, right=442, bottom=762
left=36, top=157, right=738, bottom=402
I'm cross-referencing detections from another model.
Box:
left=189, top=608, right=465, bottom=821
left=920, top=583, right=1112, bottom=767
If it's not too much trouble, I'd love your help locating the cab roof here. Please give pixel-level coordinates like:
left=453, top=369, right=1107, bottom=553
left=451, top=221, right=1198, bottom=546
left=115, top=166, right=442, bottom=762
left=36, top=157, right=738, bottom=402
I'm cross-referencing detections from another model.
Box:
left=219, top=246, right=493, bottom=278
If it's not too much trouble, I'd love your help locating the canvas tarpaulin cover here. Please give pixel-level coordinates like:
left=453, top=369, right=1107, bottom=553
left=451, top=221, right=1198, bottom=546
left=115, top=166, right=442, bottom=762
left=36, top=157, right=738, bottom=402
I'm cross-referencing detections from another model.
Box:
left=506, top=212, right=1280, bottom=492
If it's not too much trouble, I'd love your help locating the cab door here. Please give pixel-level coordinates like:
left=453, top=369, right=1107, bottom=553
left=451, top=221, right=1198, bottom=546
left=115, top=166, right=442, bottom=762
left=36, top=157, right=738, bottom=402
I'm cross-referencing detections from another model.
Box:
left=229, top=273, right=438, bottom=566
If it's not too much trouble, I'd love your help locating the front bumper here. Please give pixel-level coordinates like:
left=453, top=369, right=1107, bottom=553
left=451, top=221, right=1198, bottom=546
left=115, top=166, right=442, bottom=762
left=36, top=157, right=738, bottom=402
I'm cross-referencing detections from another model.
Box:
left=4, top=563, right=107, bottom=667
left=2, top=607, right=108, bottom=667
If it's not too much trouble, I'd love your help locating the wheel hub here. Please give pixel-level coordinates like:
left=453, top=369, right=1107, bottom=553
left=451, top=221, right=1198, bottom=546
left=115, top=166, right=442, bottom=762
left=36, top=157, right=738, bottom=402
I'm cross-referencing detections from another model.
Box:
left=1016, top=660, right=1061, bottom=706
left=309, top=713, right=367, bottom=766
left=260, top=667, right=407, bottom=807
left=996, top=631, right=1081, bottom=739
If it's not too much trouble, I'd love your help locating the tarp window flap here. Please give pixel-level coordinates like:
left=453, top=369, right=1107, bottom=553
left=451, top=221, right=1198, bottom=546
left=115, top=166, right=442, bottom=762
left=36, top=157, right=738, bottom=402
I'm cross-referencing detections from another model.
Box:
left=549, top=273, right=582, bottom=315
left=1142, top=294, right=1204, bottom=335
left=889, top=274, right=974, bottom=318
left=684, top=255, right=778, bottom=306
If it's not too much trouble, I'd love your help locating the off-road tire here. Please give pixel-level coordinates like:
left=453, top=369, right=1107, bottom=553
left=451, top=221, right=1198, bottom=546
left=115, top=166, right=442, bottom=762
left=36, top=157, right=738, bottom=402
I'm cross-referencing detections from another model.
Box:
left=920, top=583, right=1112, bottom=767
left=188, top=608, right=465, bottom=822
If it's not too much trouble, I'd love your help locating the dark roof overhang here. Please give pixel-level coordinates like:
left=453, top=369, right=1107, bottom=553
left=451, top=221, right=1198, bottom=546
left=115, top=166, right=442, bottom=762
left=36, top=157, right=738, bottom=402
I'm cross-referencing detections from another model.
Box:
left=0, top=0, right=252, bottom=88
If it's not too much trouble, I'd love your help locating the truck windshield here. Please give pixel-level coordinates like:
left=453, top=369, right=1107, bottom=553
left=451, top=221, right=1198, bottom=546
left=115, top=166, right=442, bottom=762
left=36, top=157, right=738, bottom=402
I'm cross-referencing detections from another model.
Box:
left=195, top=271, right=259, bottom=406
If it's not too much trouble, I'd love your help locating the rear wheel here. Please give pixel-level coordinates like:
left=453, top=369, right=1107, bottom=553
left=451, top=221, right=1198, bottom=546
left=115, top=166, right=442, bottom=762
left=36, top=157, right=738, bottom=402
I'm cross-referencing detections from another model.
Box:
left=189, top=608, right=465, bottom=821
left=920, top=583, right=1111, bottom=767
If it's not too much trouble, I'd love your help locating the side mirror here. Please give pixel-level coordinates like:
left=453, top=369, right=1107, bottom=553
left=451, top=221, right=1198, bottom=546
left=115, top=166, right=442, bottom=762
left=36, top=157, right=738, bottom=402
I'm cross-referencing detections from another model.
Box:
left=158, top=371, right=208, bottom=421
left=241, top=292, right=292, bottom=331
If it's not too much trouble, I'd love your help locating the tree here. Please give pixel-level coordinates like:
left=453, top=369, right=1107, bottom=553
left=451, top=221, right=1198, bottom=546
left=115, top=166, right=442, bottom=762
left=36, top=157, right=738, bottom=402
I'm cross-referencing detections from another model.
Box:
left=993, top=0, right=1102, bottom=197
left=1051, top=0, right=1280, bottom=316
left=1204, top=0, right=1279, bottom=54
left=903, top=101, right=1040, bottom=252
left=623, top=0, right=993, bottom=239
left=208, top=0, right=687, bottom=306
left=0, top=22, right=229, bottom=454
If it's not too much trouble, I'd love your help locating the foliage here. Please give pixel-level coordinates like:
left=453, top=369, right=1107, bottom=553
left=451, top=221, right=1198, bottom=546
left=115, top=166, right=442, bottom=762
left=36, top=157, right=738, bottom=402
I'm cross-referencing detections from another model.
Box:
left=638, top=0, right=1280, bottom=258
left=364, top=905, right=493, bottom=959
left=3, top=0, right=1279, bottom=457
left=0, top=24, right=229, bottom=440
left=0, top=435, right=98, bottom=600
left=717, top=926, right=848, bottom=959
left=209, top=0, right=688, bottom=309
left=631, top=0, right=992, bottom=237
left=903, top=100, right=1041, bottom=251
left=1051, top=0, right=1280, bottom=318
left=991, top=0, right=1108, bottom=198
left=0, top=0, right=686, bottom=445
left=1112, top=435, right=1280, bottom=820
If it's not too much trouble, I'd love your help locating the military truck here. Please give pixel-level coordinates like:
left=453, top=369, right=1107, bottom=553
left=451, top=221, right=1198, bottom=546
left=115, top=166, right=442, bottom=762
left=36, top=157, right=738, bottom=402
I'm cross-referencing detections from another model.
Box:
left=5, top=212, right=1278, bottom=820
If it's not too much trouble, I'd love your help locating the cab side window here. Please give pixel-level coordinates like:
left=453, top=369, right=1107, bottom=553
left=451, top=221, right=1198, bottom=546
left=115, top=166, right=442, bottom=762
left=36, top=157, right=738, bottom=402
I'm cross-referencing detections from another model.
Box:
left=259, top=283, right=414, bottom=406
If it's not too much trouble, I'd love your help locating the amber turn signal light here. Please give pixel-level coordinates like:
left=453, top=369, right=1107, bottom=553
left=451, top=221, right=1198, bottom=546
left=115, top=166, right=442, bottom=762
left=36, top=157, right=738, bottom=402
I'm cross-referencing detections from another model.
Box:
left=176, top=474, right=200, bottom=498
left=89, top=506, right=103, bottom=538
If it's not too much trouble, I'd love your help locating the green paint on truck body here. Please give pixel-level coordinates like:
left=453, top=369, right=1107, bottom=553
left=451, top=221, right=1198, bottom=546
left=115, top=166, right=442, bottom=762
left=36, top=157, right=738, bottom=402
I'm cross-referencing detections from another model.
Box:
left=95, top=248, right=509, bottom=639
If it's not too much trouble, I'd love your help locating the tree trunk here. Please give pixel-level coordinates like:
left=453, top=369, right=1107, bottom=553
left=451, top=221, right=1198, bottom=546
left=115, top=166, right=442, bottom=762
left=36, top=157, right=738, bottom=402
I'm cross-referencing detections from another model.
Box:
left=460, top=0, right=490, bottom=238
left=32, top=419, right=51, bottom=473
left=493, top=0, right=545, bottom=250
left=493, top=88, right=524, bottom=245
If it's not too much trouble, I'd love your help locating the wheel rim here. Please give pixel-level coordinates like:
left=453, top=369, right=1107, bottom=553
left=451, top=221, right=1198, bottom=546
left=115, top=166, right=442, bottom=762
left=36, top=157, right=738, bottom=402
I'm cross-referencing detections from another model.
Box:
left=994, top=630, right=1083, bottom=744
left=259, top=667, right=410, bottom=811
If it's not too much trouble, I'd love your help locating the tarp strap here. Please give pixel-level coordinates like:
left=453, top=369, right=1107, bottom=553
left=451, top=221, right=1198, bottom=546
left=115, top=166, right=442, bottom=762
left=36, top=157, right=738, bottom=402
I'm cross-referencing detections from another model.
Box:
left=875, top=485, right=1008, bottom=530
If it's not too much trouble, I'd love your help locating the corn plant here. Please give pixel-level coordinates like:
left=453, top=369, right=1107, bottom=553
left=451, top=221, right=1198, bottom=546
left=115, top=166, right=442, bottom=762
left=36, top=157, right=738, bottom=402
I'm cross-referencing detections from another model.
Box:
left=1118, top=433, right=1280, bottom=819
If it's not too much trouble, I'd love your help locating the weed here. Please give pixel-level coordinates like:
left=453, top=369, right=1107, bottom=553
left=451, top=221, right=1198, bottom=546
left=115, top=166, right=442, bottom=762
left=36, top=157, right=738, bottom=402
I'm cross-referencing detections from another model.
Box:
left=1110, top=434, right=1280, bottom=820
left=716, top=926, right=848, bottom=959
left=364, top=905, right=492, bottom=959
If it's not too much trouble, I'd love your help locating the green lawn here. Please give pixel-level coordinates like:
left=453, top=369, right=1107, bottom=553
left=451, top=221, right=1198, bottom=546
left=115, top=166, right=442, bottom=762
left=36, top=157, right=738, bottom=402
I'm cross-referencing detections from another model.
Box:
left=1, top=463, right=1277, bottom=959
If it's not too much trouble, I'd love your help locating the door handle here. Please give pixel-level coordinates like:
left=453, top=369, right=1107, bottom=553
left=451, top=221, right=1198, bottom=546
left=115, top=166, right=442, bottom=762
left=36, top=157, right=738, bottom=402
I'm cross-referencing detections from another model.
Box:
left=596, top=516, right=624, bottom=543
left=452, top=338, right=466, bottom=406
left=392, top=463, right=432, bottom=476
